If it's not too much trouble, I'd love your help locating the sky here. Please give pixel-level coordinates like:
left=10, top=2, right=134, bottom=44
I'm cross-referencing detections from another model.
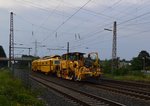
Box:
left=0, top=0, right=150, bottom=60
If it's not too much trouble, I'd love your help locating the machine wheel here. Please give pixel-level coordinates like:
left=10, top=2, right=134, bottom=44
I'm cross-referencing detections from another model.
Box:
left=68, top=72, right=77, bottom=81
left=56, top=70, right=61, bottom=78
left=75, top=74, right=81, bottom=81
left=73, top=74, right=77, bottom=81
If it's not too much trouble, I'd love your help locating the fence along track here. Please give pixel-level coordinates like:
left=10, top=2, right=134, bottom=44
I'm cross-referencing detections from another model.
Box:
left=30, top=75, right=124, bottom=106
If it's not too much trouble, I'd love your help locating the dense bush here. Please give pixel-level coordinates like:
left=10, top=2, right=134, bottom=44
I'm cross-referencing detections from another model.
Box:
left=101, top=59, right=111, bottom=74
left=112, top=68, right=129, bottom=76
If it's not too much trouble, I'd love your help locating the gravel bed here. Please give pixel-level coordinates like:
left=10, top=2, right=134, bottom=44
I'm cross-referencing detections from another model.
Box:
left=13, top=68, right=80, bottom=106
left=15, top=69, right=150, bottom=106
left=34, top=73, right=150, bottom=106
left=30, top=78, right=80, bottom=106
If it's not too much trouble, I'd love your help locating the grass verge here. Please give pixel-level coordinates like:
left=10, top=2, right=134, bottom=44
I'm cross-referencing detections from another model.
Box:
left=104, top=73, right=150, bottom=83
left=0, top=68, right=45, bottom=106
left=103, top=68, right=150, bottom=83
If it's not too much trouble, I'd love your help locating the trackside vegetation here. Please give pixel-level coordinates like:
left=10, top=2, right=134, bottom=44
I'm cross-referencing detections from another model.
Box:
left=102, top=50, right=150, bottom=82
left=104, top=71, right=150, bottom=82
left=0, top=68, right=45, bottom=106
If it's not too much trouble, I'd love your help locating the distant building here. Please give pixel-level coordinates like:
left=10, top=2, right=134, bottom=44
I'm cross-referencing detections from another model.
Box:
left=119, top=60, right=131, bottom=68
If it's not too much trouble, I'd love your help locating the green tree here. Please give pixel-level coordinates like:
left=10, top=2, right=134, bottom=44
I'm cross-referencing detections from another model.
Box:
left=138, top=50, right=150, bottom=70
left=131, top=50, right=150, bottom=70
left=101, top=59, right=111, bottom=73
left=138, top=50, right=150, bottom=58
left=131, top=57, right=142, bottom=70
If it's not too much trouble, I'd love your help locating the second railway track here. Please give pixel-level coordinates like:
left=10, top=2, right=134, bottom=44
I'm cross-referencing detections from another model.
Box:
left=101, top=78, right=150, bottom=90
left=87, top=83, right=150, bottom=101
left=84, top=78, right=150, bottom=101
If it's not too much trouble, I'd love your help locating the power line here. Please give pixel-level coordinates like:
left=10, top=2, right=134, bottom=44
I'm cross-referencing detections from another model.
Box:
left=16, top=0, right=51, bottom=13
left=67, top=22, right=114, bottom=49
left=47, top=0, right=119, bottom=19
left=12, top=1, right=150, bottom=56
left=75, top=8, right=150, bottom=46
left=70, top=10, right=150, bottom=50
left=71, top=28, right=150, bottom=51
left=100, top=0, right=122, bottom=13
left=14, top=13, right=77, bottom=37
left=41, top=0, right=92, bottom=42
left=34, top=1, right=62, bottom=32
left=49, top=0, right=123, bottom=43
left=15, top=0, right=123, bottom=45
left=17, top=0, right=93, bottom=21
left=118, top=11, right=150, bottom=25
left=116, top=1, right=150, bottom=21
left=72, top=9, right=150, bottom=48
left=121, top=21, right=150, bottom=26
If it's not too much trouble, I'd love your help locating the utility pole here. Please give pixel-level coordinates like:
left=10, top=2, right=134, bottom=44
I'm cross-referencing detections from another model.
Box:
left=33, top=40, right=45, bottom=57
left=33, top=40, right=40, bottom=57
left=67, top=42, right=69, bottom=53
left=35, top=40, right=37, bottom=57
left=29, top=48, right=31, bottom=55
left=104, top=21, right=117, bottom=71
left=9, top=12, right=14, bottom=68
left=112, top=21, right=117, bottom=71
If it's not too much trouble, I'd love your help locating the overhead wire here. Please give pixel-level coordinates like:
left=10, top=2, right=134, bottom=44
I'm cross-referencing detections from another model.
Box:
left=17, top=0, right=104, bottom=43
left=16, top=0, right=70, bottom=17
left=115, top=0, right=150, bottom=21
left=71, top=27, right=150, bottom=51
left=118, top=11, right=150, bottom=25
left=57, top=0, right=123, bottom=47
left=34, top=1, right=62, bottom=32
left=16, top=0, right=123, bottom=46
left=66, top=0, right=124, bottom=45
left=41, top=0, right=92, bottom=42
left=70, top=6, right=150, bottom=50
left=32, top=0, right=150, bottom=51
left=12, top=0, right=150, bottom=56
left=121, top=21, right=150, bottom=26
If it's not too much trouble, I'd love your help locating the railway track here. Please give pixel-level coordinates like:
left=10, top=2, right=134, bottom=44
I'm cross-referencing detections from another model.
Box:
left=30, top=74, right=124, bottom=106
left=87, top=83, right=150, bottom=101
left=101, top=78, right=150, bottom=90
left=83, top=78, right=150, bottom=101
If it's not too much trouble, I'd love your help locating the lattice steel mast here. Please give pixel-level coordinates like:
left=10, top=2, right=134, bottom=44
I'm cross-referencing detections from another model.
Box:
left=9, top=12, right=14, bottom=67
left=112, top=21, right=117, bottom=70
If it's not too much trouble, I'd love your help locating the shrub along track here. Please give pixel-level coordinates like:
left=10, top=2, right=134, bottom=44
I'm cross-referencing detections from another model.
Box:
left=30, top=74, right=124, bottom=106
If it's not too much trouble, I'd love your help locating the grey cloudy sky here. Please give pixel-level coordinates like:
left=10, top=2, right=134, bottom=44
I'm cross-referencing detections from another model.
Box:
left=0, top=0, right=150, bottom=60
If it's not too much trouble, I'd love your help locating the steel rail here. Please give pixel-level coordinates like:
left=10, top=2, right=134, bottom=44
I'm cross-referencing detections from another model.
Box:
left=30, top=75, right=124, bottom=106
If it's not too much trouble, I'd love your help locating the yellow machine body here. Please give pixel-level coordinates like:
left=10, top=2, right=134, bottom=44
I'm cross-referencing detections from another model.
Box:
left=32, top=52, right=102, bottom=81
left=57, top=52, right=102, bottom=81
left=32, top=55, right=60, bottom=74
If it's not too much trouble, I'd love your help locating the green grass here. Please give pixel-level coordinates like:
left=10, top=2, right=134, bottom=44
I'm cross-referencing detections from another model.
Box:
left=104, top=73, right=150, bottom=82
left=0, top=68, right=45, bottom=106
